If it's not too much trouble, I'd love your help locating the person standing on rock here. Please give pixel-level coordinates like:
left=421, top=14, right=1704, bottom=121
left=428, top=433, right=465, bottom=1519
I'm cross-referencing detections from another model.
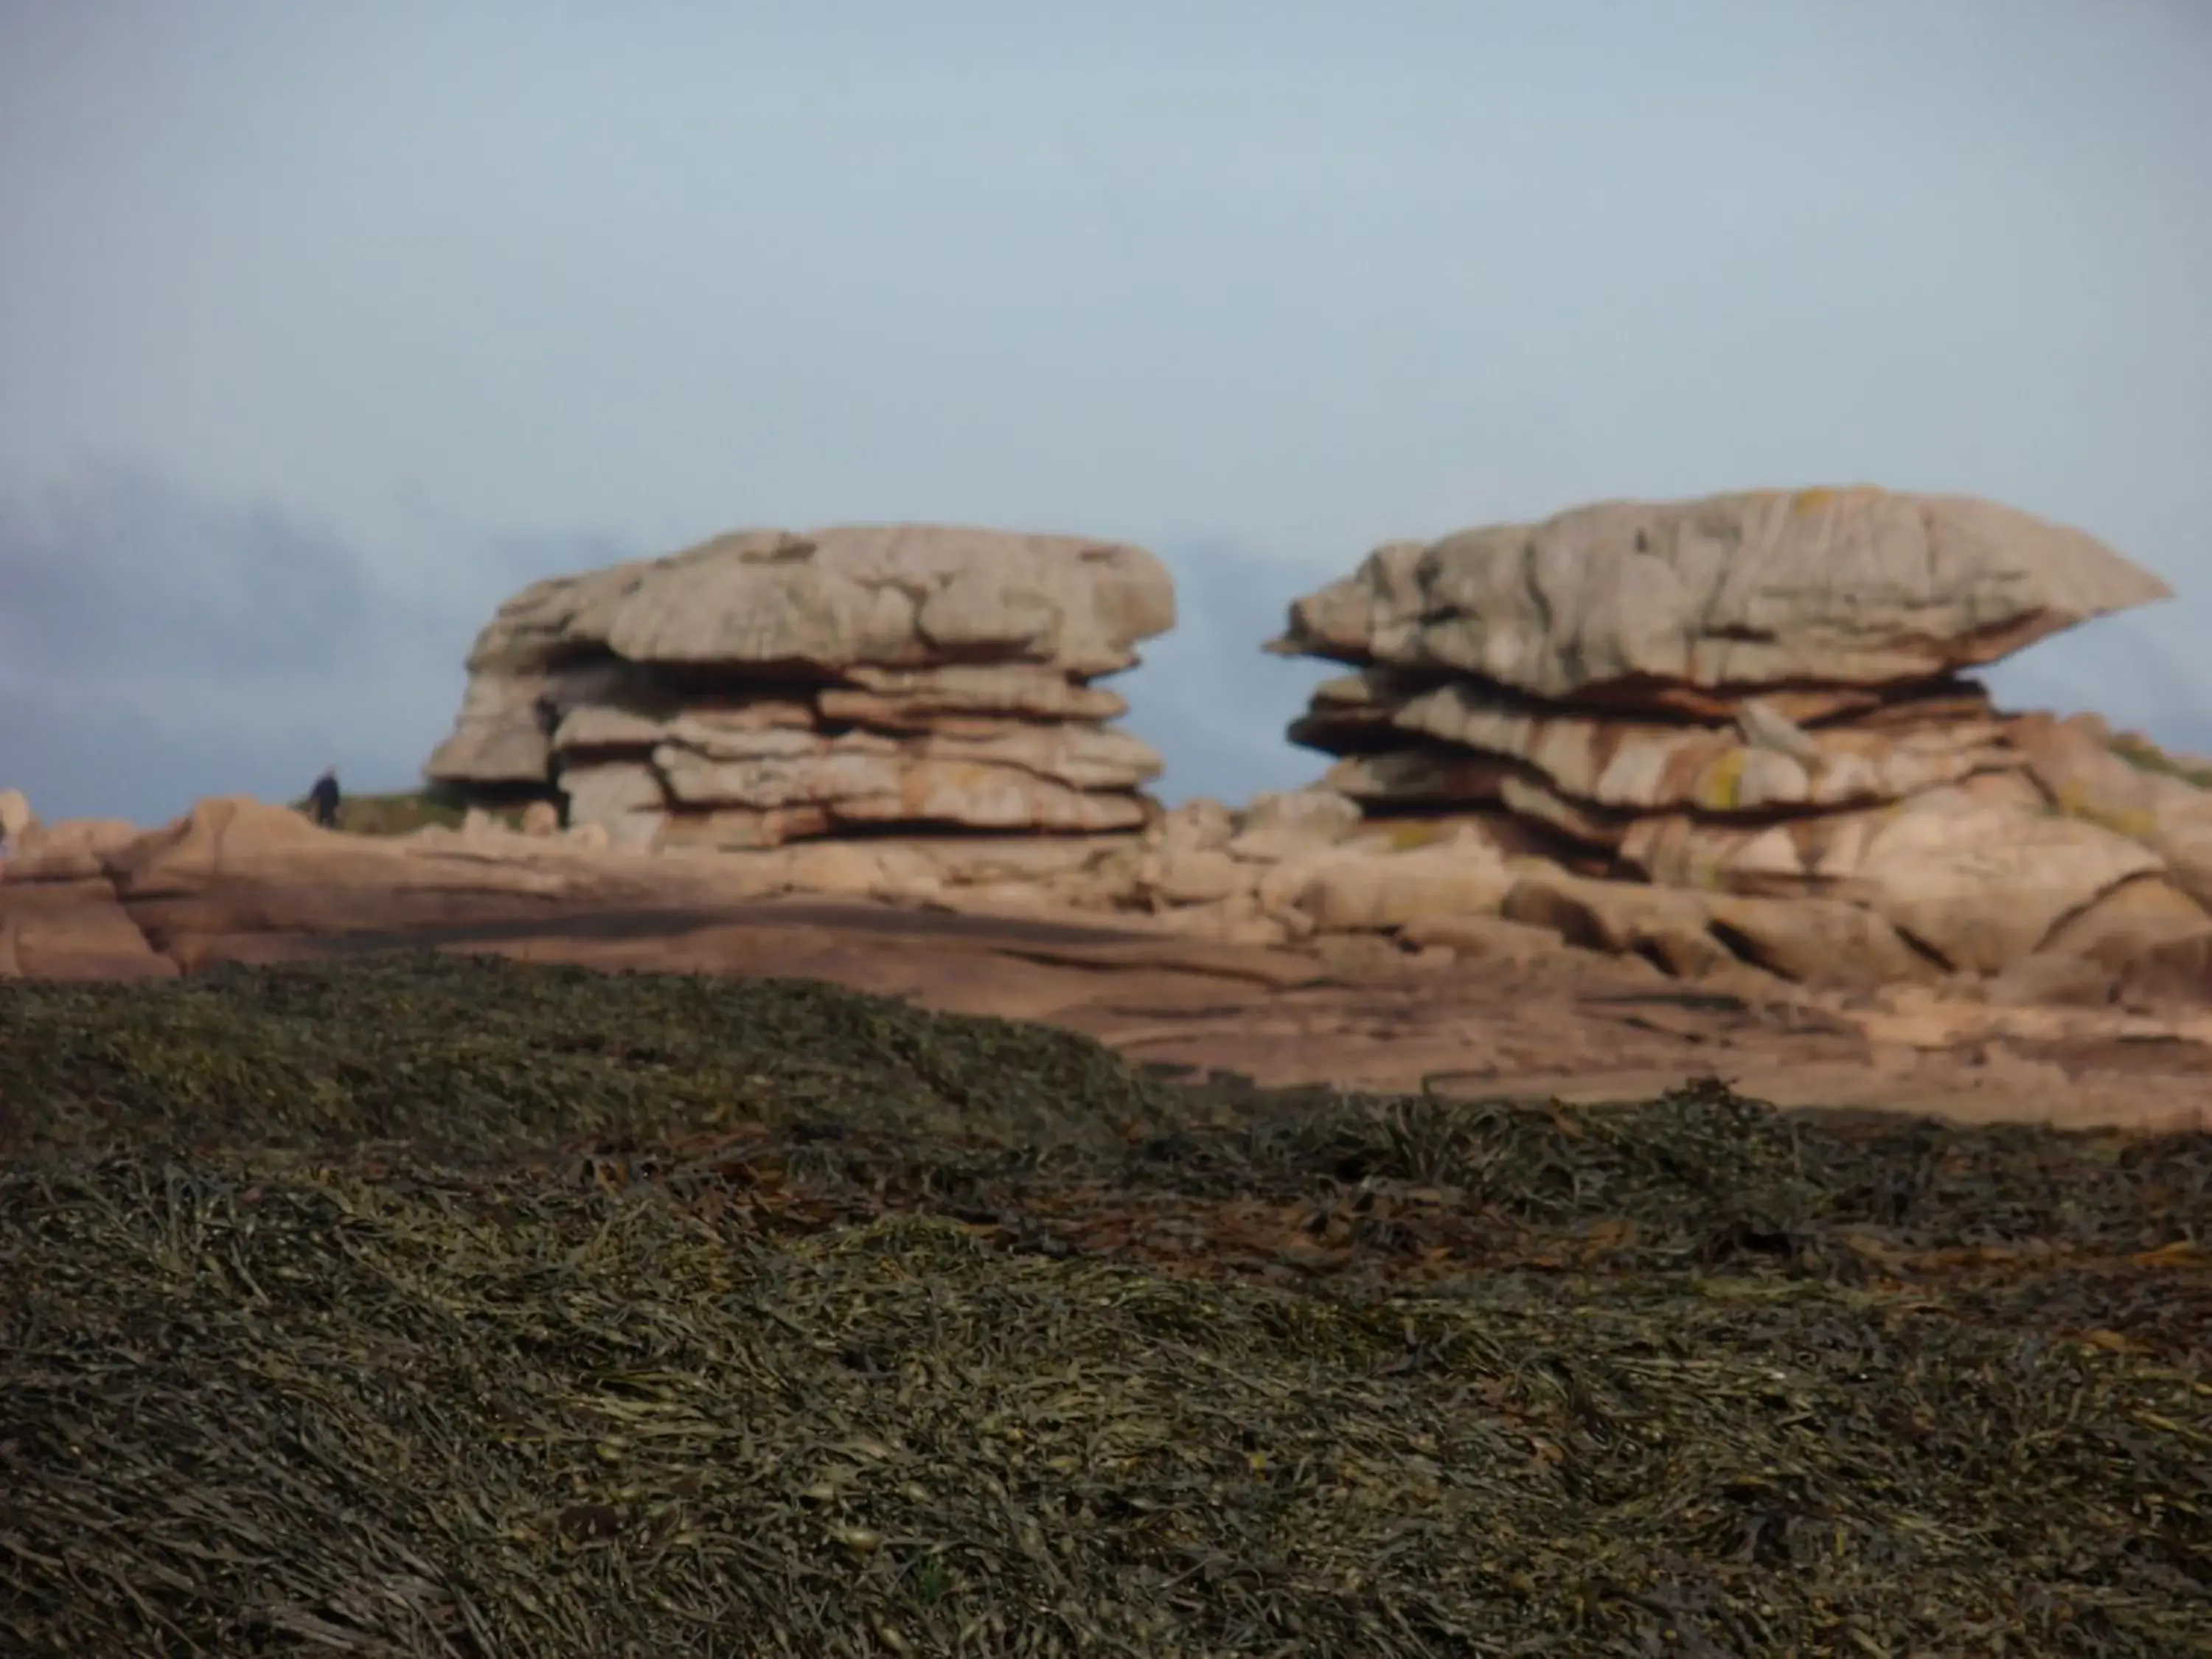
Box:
left=307, top=767, right=342, bottom=829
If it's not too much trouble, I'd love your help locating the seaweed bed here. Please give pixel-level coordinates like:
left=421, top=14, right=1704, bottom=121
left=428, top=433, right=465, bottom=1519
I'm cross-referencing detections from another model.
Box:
left=1, top=953, right=2209, bottom=1658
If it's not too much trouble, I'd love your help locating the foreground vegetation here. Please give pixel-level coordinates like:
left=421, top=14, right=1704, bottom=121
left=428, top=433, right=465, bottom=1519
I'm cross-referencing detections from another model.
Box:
left=2, top=955, right=2207, bottom=1655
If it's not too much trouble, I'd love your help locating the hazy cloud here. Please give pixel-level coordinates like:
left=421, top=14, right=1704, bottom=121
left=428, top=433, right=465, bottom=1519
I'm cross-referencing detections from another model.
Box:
left=0, top=462, right=627, bottom=823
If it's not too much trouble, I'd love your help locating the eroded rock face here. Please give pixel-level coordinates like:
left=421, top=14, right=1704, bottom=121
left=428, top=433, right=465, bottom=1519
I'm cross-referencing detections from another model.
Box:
left=2006, top=712, right=2212, bottom=907
left=1324, top=677, right=2021, bottom=815
left=0, top=810, right=176, bottom=981
left=425, top=524, right=1176, bottom=848
left=1265, top=487, right=2199, bottom=991
left=208, top=489, right=2212, bottom=1001
left=1270, top=488, right=2170, bottom=700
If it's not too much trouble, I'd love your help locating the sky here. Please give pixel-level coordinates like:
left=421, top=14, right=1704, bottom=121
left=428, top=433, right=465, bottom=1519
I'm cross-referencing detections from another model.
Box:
left=2, top=0, right=2208, bottom=827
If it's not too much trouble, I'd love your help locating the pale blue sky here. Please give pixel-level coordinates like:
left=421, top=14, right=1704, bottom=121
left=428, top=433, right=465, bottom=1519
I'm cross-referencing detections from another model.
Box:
left=3, top=0, right=2208, bottom=824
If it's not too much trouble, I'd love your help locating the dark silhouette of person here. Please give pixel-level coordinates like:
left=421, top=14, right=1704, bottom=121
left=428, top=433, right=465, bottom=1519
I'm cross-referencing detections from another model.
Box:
left=307, top=768, right=341, bottom=829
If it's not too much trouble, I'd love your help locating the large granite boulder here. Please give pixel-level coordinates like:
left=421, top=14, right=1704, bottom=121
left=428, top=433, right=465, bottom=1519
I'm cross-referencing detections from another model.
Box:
left=1270, top=487, right=2171, bottom=704
left=1268, top=487, right=2202, bottom=986
left=425, top=525, right=1175, bottom=848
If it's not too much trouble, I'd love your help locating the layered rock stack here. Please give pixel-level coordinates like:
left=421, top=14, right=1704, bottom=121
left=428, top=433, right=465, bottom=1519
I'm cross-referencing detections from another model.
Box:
left=425, top=525, right=1175, bottom=851
left=1269, top=487, right=2207, bottom=980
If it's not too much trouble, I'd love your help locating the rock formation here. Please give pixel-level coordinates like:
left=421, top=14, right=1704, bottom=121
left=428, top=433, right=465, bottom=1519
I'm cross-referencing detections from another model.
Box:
left=15, top=793, right=2212, bottom=1133
left=22, top=484, right=2192, bottom=1009
left=1266, top=487, right=2211, bottom=984
left=425, top=525, right=1176, bottom=849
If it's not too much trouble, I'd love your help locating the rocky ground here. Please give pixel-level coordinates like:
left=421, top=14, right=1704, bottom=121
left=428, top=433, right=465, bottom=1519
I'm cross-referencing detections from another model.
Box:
left=7, top=793, right=2210, bottom=1135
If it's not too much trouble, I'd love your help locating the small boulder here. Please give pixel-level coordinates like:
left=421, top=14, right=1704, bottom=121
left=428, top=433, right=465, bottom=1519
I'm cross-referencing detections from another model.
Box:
left=1291, top=842, right=1518, bottom=933
left=2118, top=933, right=2212, bottom=1006
left=1145, top=797, right=1237, bottom=854
left=1499, top=871, right=1732, bottom=978
left=1, top=818, right=142, bottom=882
left=1137, top=846, right=1251, bottom=908
left=2038, top=874, right=2212, bottom=971
left=1703, top=892, right=1938, bottom=987
left=1226, top=788, right=1362, bottom=861
left=1983, top=953, right=2116, bottom=1009
left=1396, top=910, right=1565, bottom=965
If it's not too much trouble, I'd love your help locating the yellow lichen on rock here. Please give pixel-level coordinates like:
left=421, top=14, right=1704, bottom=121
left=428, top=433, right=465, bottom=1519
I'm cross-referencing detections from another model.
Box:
left=1692, top=748, right=1747, bottom=813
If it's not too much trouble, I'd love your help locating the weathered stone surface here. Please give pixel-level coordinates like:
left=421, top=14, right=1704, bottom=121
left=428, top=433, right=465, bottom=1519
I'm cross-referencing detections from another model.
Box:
left=1611, top=778, right=2162, bottom=973
left=1321, top=748, right=1516, bottom=811
left=547, top=524, right=1175, bottom=678
left=1260, top=490, right=2206, bottom=992
left=92, top=797, right=863, bottom=955
left=1374, top=681, right=2019, bottom=814
left=635, top=723, right=1159, bottom=796
left=653, top=741, right=1151, bottom=835
left=2039, top=874, right=2212, bottom=972
left=891, top=835, right=1133, bottom=886
left=424, top=672, right=557, bottom=786
left=819, top=664, right=1129, bottom=727
left=1285, top=670, right=1410, bottom=752
left=428, top=524, right=1173, bottom=848
left=390, top=485, right=2212, bottom=998
left=1290, top=841, right=1520, bottom=933
left=1702, top=893, right=1938, bottom=987
left=1302, top=664, right=1986, bottom=730
left=2, top=818, right=140, bottom=882
left=1321, top=752, right=1642, bottom=855
left=1983, top=952, right=2118, bottom=1009
left=1225, top=788, right=1363, bottom=862
left=917, top=726, right=1163, bottom=791
left=1467, top=861, right=1938, bottom=987
left=21, top=791, right=2212, bottom=1132
left=1144, top=798, right=1238, bottom=854
left=1500, top=872, right=1733, bottom=979
left=425, top=661, right=636, bottom=787
left=1840, top=794, right=2159, bottom=974
left=1135, top=847, right=1252, bottom=908
left=1394, top=910, right=1565, bottom=964
left=1272, top=488, right=2169, bottom=700
left=0, top=876, right=175, bottom=981
left=554, top=698, right=818, bottom=757
left=554, top=762, right=668, bottom=850
left=462, top=558, right=666, bottom=675
left=835, top=769, right=1152, bottom=835
left=2115, top=933, right=2212, bottom=1007
left=1, top=812, right=174, bottom=980
left=2006, top=712, right=2212, bottom=907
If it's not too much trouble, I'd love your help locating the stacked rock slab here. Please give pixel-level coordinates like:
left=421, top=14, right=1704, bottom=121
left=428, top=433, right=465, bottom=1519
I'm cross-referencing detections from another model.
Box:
left=1270, top=487, right=2199, bottom=978
left=425, top=525, right=1175, bottom=850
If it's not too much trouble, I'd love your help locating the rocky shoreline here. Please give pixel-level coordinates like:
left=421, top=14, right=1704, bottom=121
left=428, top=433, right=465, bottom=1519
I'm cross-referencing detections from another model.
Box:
left=11, top=486, right=2212, bottom=1129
